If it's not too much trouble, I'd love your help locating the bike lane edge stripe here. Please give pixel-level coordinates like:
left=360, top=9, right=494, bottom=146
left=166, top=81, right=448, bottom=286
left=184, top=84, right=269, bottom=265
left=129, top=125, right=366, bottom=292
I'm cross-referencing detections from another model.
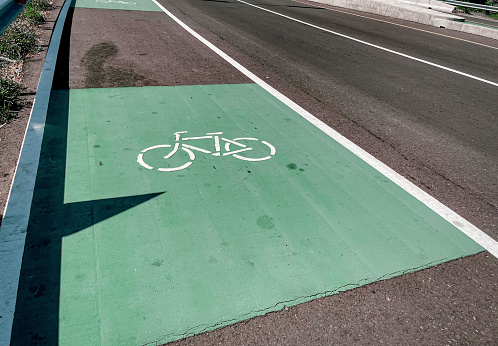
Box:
left=57, top=83, right=483, bottom=344
left=152, top=0, right=498, bottom=258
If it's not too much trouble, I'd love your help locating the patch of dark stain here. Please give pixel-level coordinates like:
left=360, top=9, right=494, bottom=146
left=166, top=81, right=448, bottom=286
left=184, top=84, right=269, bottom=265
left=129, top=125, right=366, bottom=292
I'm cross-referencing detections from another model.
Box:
left=29, top=284, right=46, bottom=298
left=286, top=163, right=298, bottom=170
left=82, top=42, right=146, bottom=88
left=93, top=145, right=101, bottom=148
left=152, top=260, right=163, bottom=267
left=30, top=333, right=45, bottom=341
left=208, top=256, right=217, bottom=264
left=202, top=0, right=232, bottom=3
left=103, top=203, right=116, bottom=211
left=151, top=112, right=158, bottom=114
left=257, top=215, right=275, bottom=230
left=28, top=237, right=51, bottom=249
left=298, top=168, right=305, bottom=172
left=247, top=170, right=251, bottom=174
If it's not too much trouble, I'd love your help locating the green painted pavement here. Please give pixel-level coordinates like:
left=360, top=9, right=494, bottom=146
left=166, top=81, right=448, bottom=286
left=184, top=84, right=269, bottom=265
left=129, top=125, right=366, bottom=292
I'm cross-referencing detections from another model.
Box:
left=50, top=84, right=483, bottom=344
left=73, top=0, right=162, bottom=12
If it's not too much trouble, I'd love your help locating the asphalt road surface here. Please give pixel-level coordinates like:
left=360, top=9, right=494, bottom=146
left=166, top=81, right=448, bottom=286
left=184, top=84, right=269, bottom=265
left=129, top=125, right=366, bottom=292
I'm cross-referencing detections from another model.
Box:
left=5, top=0, right=498, bottom=344
left=162, top=0, right=498, bottom=237
left=155, top=0, right=498, bottom=344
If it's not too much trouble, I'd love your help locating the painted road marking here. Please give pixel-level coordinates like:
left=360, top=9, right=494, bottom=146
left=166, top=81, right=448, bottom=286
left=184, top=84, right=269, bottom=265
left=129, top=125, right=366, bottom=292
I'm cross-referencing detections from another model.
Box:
left=291, top=0, right=498, bottom=51
left=137, top=131, right=276, bottom=172
left=55, top=84, right=483, bottom=344
left=0, top=1, right=495, bottom=345
left=236, top=0, right=498, bottom=88
left=73, top=0, right=162, bottom=11
left=151, top=0, right=498, bottom=259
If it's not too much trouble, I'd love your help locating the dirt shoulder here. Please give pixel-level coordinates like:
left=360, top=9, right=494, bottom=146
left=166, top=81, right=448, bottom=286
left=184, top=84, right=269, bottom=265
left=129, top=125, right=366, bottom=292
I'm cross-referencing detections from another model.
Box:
left=0, top=0, right=63, bottom=225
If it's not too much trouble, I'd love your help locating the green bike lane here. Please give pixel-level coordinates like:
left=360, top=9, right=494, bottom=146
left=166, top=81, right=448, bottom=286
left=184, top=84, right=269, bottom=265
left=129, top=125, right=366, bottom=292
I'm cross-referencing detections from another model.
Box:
left=3, top=0, right=489, bottom=344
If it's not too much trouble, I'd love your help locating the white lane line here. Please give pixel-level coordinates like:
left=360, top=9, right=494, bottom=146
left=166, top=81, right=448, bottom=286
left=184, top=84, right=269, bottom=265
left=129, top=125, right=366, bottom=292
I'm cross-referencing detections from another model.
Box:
left=153, top=0, right=498, bottom=257
left=291, top=0, right=498, bottom=51
left=152, top=0, right=498, bottom=258
left=238, top=0, right=498, bottom=88
left=160, top=0, right=498, bottom=241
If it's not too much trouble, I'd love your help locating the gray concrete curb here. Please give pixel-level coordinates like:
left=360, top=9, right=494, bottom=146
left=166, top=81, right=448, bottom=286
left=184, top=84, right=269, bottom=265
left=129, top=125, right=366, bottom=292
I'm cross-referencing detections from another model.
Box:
left=0, top=0, right=13, bottom=12
left=444, top=19, right=498, bottom=39
left=0, top=0, right=71, bottom=343
left=312, top=0, right=498, bottom=40
left=0, top=0, right=23, bottom=35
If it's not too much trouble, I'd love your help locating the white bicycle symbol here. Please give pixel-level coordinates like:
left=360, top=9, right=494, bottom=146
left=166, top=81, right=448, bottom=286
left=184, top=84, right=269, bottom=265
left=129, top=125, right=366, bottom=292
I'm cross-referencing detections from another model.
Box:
left=137, top=131, right=276, bottom=172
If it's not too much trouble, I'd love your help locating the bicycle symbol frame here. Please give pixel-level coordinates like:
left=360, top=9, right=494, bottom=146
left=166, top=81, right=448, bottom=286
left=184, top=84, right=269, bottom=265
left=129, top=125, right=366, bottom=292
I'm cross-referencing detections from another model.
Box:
left=137, top=131, right=276, bottom=172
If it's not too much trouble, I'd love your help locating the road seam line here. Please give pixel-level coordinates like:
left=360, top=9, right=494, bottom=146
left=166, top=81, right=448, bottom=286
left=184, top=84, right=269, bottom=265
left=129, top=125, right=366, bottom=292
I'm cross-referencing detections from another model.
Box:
left=152, top=0, right=498, bottom=258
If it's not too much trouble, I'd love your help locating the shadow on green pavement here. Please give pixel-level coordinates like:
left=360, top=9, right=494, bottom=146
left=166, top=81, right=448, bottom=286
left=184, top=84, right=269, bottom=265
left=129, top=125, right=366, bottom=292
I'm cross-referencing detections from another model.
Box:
left=10, top=25, right=162, bottom=344
left=11, top=89, right=163, bottom=345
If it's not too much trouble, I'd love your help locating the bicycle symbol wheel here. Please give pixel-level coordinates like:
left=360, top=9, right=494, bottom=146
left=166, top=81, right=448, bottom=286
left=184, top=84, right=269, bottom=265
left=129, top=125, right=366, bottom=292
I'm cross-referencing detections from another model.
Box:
left=137, top=144, right=195, bottom=172
left=225, top=138, right=276, bottom=161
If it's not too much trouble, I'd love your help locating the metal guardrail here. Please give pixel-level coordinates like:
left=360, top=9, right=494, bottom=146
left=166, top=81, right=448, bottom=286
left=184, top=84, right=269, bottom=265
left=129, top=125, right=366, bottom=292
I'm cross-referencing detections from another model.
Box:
left=440, top=0, right=498, bottom=12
